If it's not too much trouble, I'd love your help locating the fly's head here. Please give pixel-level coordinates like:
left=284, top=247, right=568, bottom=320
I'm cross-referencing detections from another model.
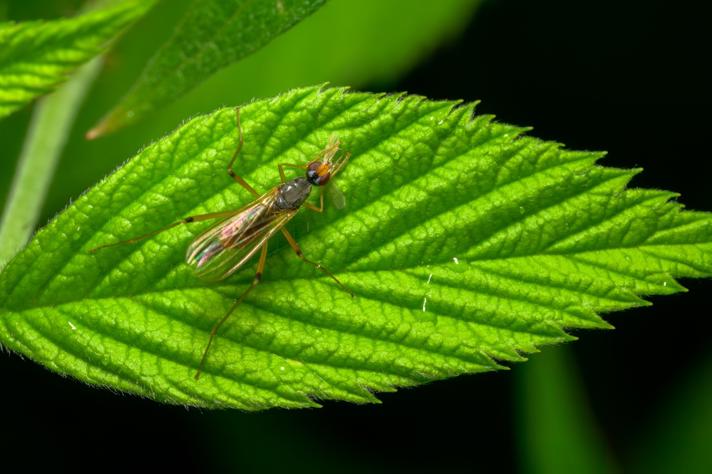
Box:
left=306, top=135, right=350, bottom=186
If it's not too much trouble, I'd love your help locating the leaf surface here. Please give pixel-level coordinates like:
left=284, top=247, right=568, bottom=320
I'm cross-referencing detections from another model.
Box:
left=88, top=0, right=326, bottom=137
left=0, top=0, right=154, bottom=120
left=1, top=86, right=711, bottom=409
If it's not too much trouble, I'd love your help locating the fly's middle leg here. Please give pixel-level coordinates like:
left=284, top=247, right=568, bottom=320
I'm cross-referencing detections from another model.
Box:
left=304, top=189, right=324, bottom=213
left=89, top=210, right=241, bottom=253
left=280, top=228, right=353, bottom=297
left=195, top=241, right=269, bottom=380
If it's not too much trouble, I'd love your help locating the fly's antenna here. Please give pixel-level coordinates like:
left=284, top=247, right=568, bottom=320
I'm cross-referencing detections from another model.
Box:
left=314, top=134, right=340, bottom=162
left=327, top=134, right=340, bottom=149
left=331, top=151, right=351, bottom=177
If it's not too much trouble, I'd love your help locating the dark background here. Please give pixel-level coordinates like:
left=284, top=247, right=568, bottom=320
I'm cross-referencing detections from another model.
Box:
left=2, top=0, right=711, bottom=472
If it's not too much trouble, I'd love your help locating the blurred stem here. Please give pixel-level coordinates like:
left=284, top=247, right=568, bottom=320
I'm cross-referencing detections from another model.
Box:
left=0, top=56, right=102, bottom=268
left=516, top=346, right=619, bottom=474
left=629, top=350, right=712, bottom=474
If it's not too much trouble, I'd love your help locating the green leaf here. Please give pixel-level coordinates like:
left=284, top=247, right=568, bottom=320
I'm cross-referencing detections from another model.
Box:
left=0, top=0, right=154, bottom=120
left=88, top=0, right=326, bottom=138
left=1, top=85, right=711, bottom=409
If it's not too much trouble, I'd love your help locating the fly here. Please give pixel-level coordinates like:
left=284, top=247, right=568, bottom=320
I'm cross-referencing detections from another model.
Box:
left=90, top=108, right=353, bottom=380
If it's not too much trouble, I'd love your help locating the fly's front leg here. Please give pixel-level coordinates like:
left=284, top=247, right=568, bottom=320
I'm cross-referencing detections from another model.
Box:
left=195, top=241, right=269, bottom=380
left=304, top=189, right=324, bottom=213
left=227, top=107, right=260, bottom=198
left=89, top=210, right=240, bottom=253
left=280, top=228, right=353, bottom=297
left=278, top=163, right=305, bottom=184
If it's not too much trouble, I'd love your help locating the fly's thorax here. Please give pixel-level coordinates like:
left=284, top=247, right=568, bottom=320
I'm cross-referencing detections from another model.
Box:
left=275, top=177, right=312, bottom=210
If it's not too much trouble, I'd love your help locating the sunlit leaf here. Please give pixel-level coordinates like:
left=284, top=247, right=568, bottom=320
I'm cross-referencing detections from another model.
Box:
left=1, top=86, right=711, bottom=409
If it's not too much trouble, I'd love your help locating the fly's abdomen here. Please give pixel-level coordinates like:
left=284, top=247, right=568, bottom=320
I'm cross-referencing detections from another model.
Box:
left=186, top=203, right=270, bottom=281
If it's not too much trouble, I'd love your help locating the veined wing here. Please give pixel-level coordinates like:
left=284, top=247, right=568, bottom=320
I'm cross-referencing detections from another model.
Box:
left=186, top=191, right=295, bottom=281
left=325, top=181, right=346, bottom=209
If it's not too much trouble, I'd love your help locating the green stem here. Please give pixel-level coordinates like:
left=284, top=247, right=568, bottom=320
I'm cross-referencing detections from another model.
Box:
left=516, top=346, right=619, bottom=474
left=0, top=56, right=102, bottom=268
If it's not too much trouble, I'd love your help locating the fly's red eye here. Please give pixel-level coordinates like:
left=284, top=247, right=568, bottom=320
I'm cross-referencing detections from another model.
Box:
left=307, top=162, right=331, bottom=185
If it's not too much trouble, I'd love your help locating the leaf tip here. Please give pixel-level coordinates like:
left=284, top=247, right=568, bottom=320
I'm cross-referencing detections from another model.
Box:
left=84, top=126, right=102, bottom=141
left=598, top=319, right=616, bottom=330
left=86, top=105, right=133, bottom=139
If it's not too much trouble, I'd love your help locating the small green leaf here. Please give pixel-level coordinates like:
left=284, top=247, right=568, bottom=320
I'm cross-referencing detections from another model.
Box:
left=1, top=86, right=711, bottom=409
left=88, top=0, right=326, bottom=138
left=0, top=0, right=154, bottom=120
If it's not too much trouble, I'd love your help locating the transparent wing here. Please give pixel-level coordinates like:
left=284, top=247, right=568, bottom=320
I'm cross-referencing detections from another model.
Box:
left=325, top=181, right=346, bottom=209
left=185, top=191, right=294, bottom=281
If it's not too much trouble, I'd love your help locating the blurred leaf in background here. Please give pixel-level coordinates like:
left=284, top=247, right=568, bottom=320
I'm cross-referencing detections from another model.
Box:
left=89, top=0, right=328, bottom=137
left=0, top=0, right=162, bottom=265
left=0, top=0, right=154, bottom=119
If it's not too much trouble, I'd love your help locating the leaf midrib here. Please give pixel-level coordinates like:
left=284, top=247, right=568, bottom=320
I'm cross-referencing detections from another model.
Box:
left=3, top=236, right=690, bottom=316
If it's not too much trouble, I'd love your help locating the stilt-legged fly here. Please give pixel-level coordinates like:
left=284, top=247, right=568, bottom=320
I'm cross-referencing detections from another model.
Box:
left=90, top=108, right=353, bottom=379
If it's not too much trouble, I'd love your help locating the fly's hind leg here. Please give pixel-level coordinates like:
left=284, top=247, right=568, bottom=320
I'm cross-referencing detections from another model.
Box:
left=280, top=228, right=353, bottom=297
left=195, top=241, right=269, bottom=380
left=227, top=107, right=260, bottom=198
left=89, top=210, right=240, bottom=253
left=304, top=189, right=324, bottom=213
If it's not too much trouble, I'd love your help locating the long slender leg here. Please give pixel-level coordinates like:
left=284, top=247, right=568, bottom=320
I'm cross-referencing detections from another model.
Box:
left=226, top=107, right=260, bottom=198
left=89, top=210, right=240, bottom=253
left=304, top=189, right=324, bottom=213
left=278, top=163, right=305, bottom=183
left=280, top=228, right=353, bottom=297
left=195, top=241, right=269, bottom=380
